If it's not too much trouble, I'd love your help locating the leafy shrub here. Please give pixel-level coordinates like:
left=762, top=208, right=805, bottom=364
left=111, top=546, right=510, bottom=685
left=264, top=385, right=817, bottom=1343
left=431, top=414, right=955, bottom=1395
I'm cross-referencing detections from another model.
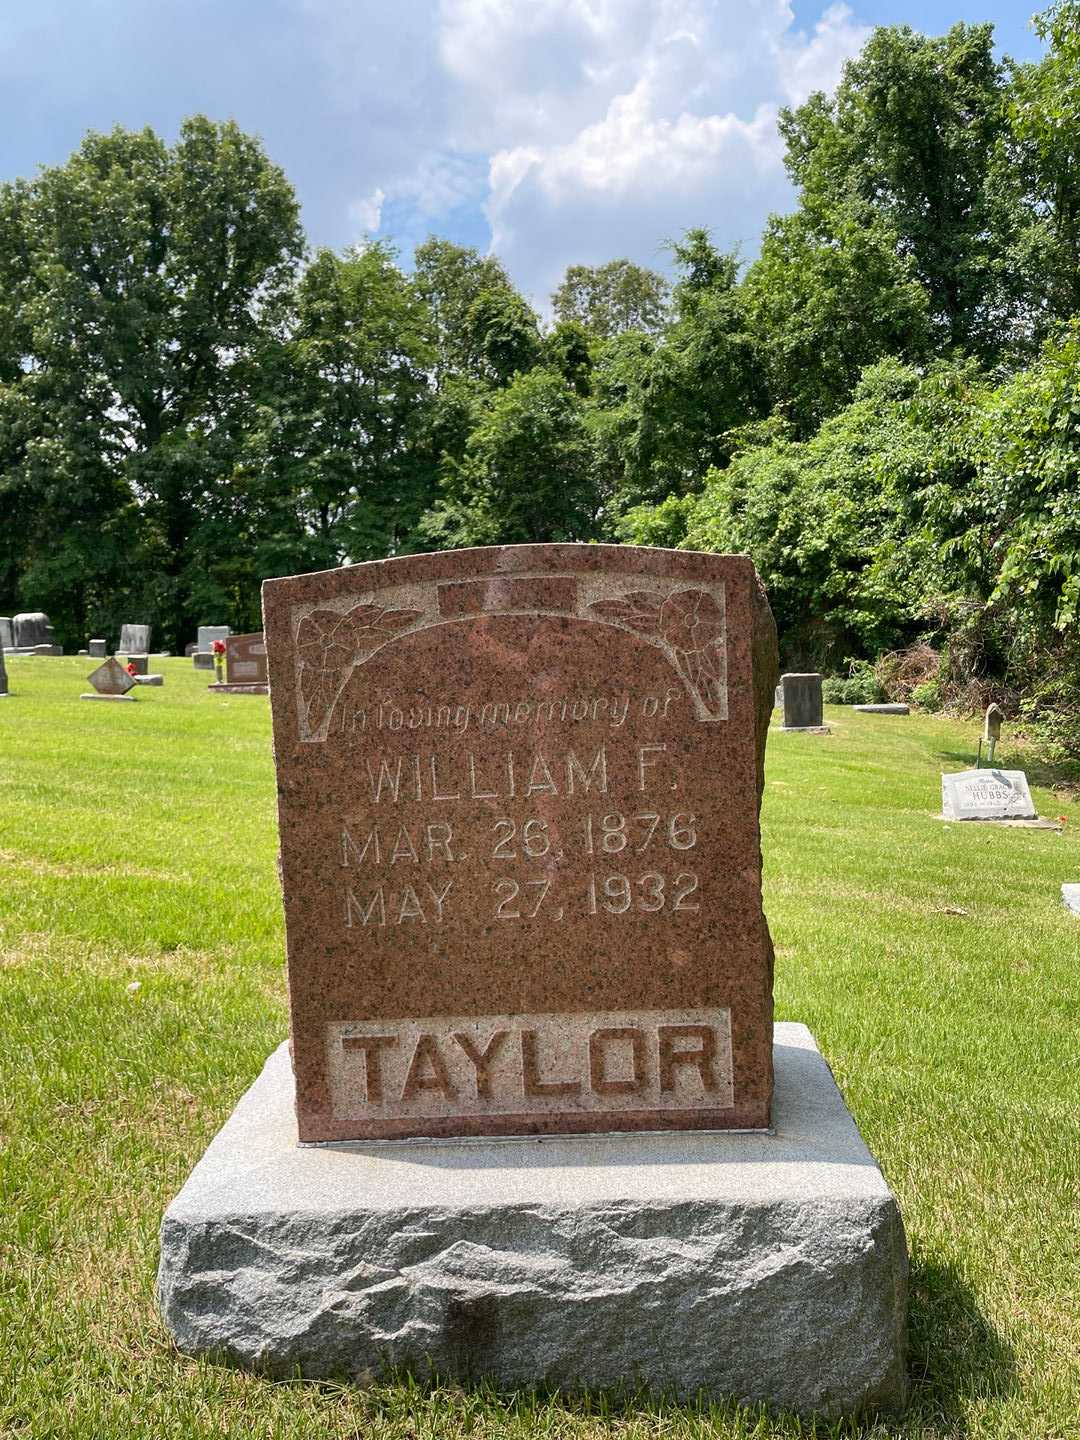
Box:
left=822, top=661, right=885, bottom=705
left=911, top=679, right=942, bottom=711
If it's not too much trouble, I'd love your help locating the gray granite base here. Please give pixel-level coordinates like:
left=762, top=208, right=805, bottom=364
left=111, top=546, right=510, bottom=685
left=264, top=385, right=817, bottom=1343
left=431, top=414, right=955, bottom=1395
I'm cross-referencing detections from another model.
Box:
left=1062, top=884, right=1080, bottom=915
left=853, top=704, right=909, bottom=715
left=779, top=725, right=831, bottom=734
left=80, top=693, right=136, bottom=701
left=157, top=1024, right=908, bottom=1417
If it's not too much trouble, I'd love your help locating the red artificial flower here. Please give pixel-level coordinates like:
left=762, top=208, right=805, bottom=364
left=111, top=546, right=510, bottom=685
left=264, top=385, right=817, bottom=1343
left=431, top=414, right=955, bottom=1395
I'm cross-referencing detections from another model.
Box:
left=212, top=639, right=227, bottom=655
left=126, top=662, right=137, bottom=675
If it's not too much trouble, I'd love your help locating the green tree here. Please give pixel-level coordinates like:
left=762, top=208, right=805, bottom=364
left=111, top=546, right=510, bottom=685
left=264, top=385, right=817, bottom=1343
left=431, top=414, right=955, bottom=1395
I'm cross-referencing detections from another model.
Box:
left=0, top=117, right=303, bottom=647
left=421, top=368, right=599, bottom=547
left=235, top=243, right=436, bottom=575
left=742, top=210, right=930, bottom=435
left=552, top=258, right=669, bottom=337
left=413, top=238, right=538, bottom=385
left=779, top=24, right=1025, bottom=361
left=590, top=232, right=767, bottom=513
left=1008, top=2, right=1080, bottom=324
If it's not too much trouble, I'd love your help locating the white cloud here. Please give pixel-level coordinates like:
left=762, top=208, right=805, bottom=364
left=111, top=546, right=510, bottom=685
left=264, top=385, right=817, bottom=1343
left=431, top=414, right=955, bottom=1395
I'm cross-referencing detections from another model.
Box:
left=292, top=0, right=872, bottom=302
left=443, top=0, right=870, bottom=304
left=349, top=187, right=386, bottom=235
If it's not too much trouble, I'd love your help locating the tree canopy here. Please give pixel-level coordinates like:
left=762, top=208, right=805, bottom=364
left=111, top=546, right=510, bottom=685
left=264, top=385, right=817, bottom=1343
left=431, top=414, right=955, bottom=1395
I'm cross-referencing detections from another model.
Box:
left=3, top=6, right=1080, bottom=748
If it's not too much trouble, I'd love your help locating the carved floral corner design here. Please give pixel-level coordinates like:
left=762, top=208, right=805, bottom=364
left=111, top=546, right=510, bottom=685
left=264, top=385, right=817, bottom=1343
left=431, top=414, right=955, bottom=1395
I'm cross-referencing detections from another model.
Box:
left=297, top=603, right=423, bottom=739
left=587, top=588, right=727, bottom=720
left=292, top=576, right=728, bottom=741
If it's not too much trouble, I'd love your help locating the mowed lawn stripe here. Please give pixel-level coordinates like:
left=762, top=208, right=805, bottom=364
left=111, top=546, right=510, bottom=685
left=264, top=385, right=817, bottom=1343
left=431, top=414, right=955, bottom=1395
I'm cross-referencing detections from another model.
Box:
left=1, top=657, right=1077, bottom=1438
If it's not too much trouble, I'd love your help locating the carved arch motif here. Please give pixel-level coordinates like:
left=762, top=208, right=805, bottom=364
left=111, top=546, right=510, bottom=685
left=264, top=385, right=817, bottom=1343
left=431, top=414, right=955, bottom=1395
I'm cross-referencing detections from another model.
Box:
left=292, top=574, right=727, bottom=742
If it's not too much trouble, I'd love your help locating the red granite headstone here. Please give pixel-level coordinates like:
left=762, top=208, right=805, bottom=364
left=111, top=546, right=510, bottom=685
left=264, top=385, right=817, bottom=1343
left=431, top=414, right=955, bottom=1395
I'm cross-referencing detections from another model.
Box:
left=223, top=632, right=268, bottom=688
left=262, top=545, right=778, bottom=1142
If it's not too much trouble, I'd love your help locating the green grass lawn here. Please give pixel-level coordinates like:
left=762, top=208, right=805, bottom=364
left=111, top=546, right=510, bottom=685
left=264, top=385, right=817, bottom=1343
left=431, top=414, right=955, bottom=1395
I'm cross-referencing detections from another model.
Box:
left=1, top=656, right=1077, bottom=1440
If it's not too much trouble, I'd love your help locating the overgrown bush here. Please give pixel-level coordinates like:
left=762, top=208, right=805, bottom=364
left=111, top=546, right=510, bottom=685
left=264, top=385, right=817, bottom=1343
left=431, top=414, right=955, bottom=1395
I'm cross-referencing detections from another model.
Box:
left=822, top=661, right=885, bottom=705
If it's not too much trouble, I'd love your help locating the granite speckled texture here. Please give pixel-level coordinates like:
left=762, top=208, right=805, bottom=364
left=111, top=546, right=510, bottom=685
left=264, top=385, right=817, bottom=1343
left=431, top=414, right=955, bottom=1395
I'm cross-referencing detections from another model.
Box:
left=225, top=632, right=268, bottom=687
left=157, top=1023, right=909, bottom=1417
left=262, top=545, right=779, bottom=1142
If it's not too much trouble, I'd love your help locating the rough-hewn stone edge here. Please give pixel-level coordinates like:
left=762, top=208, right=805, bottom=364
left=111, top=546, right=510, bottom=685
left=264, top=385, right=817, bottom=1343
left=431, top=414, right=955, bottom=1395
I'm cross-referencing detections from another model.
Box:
left=157, top=1025, right=907, bottom=1418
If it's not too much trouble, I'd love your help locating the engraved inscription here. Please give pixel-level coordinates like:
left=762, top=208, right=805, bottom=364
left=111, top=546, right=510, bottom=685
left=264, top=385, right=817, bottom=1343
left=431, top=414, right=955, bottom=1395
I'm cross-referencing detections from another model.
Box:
left=326, top=1007, right=735, bottom=1122
left=335, top=742, right=703, bottom=930
left=291, top=572, right=728, bottom=741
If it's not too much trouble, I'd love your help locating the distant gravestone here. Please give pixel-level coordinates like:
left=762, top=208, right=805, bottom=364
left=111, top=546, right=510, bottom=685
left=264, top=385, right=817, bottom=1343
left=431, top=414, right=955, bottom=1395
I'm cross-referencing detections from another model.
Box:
left=82, top=656, right=136, bottom=702
left=1062, top=884, right=1080, bottom=916
left=0, top=618, right=12, bottom=649
left=197, top=625, right=230, bottom=651
left=14, top=612, right=55, bottom=648
left=194, top=625, right=229, bottom=670
left=184, top=642, right=198, bottom=657
left=780, top=672, right=827, bottom=732
left=0, top=639, right=8, bottom=697
left=941, top=769, right=1037, bottom=821
left=158, top=545, right=909, bottom=1413
left=211, top=631, right=268, bottom=692
left=126, top=654, right=149, bottom=676
left=88, top=639, right=107, bottom=658
left=854, top=703, right=909, bottom=715
left=119, top=623, right=151, bottom=654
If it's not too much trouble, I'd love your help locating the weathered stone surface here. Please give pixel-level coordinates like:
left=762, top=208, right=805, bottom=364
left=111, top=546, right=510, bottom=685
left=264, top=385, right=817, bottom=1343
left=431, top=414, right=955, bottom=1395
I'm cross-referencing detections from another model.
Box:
left=0, top=641, right=8, bottom=696
left=0, top=618, right=12, bottom=649
left=225, top=631, right=268, bottom=686
left=133, top=673, right=164, bottom=686
left=13, top=611, right=54, bottom=648
left=941, top=769, right=1036, bottom=822
left=126, top=653, right=149, bottom=676
left=262, top=544, right=779, bottom=1143
left=193, top=651, right=215, bottom=670
left=780, top=673, right=825, bottom=731
left=208, top=682, right=268, bottom=695
left=88, top=640, right=107, bottom=658
left=120, top=623, right=151, bottom=653
left=853, top=704, right=909, bottom=715
left=157, top=1022, right=908, bottom=1417
left=86, top=656, right=136, bottom=697
left=1061, top=884, right=1080, bottom=916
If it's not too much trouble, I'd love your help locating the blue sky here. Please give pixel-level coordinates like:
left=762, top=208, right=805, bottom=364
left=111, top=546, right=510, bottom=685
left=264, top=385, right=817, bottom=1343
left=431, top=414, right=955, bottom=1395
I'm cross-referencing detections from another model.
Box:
left=0, top=1, right=1046, bottom=305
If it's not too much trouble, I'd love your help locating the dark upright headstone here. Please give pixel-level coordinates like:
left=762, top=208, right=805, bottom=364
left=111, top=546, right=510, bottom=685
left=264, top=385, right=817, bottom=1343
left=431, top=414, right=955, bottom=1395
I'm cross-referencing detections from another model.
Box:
left=780, top=673, right=826, bottom=731
left=0, top=639, right=8, bottom=697
left=0, top=618, right=12, bottom=649
left=88, top=640, right=107, bottom=658
left=14, top=612, right=55, bottom=649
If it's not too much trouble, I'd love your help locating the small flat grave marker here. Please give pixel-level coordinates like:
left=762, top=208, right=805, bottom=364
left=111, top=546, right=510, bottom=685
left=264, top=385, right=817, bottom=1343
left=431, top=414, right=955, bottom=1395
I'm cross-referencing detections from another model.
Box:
left=1062, top=883, right=1080, bottom=916
left=82, top=656, right=136, bottom=702
left=941, top=768, right=1036, bottom=821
